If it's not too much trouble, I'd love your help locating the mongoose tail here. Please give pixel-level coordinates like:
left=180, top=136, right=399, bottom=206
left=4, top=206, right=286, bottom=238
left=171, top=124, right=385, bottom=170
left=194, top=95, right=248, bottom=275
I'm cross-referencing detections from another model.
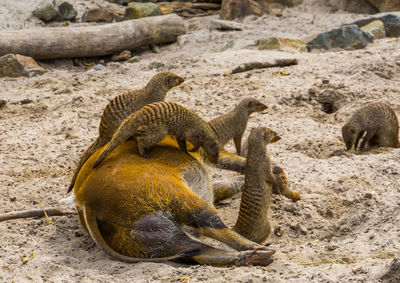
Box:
left=67, top=138, right=104, bottom=194
left=93, top=102, right=219, bottom=168
left=342, top=102, right=400, bottom=151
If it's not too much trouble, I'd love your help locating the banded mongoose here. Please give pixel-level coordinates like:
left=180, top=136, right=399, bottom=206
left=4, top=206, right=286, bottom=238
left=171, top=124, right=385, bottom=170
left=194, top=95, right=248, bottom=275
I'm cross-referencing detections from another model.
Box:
left=239, top=129, right=301, bottom=202
left=208, top=98, right=268, bottom=155
left=75, top=137, right=275, bottom=266
left=342, top=102, right=400, bottom=151
left=93, top=102, right=220, bottom=168
left=67, top=72, right=184, bottom=193
left=233, top=127, right=278, bottom=244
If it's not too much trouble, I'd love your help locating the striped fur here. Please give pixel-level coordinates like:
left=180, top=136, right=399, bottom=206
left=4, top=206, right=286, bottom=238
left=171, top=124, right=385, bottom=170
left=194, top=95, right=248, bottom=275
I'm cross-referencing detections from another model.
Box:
left=342, top=102, right=400, bottom=150
left=67, top=72, right=184, bottom=193
left=208, top=98, right=267, bottom=155
left=233, top=127, right=278, bottom=244
left=93, top=102, right=219, bottom=168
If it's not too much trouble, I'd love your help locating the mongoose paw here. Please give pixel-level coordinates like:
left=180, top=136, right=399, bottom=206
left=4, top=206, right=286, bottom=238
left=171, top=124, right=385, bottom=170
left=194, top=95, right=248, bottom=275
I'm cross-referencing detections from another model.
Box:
left=239, top=249, right=275, bottom=266
left=291, top=192, right=302, bottom=201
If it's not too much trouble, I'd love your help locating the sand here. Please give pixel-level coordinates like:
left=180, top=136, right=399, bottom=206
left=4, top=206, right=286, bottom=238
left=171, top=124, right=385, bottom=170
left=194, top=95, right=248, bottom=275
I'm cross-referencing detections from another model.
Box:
left=0, top=0, right=399, bottom=282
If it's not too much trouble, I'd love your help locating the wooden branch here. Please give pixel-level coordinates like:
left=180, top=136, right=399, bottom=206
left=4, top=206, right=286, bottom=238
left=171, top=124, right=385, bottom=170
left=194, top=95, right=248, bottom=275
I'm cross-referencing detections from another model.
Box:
left=0, top=14, right=186, bottom=60
left=0, top=208, right=76, bottom=222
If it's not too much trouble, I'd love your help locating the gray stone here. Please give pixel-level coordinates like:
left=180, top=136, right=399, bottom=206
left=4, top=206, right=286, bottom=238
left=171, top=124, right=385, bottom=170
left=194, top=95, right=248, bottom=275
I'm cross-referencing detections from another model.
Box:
left=33, top=0, right=77, bottom=22
left=124, top=2, right=162, bottom=20
left=307, top=25, right=374, bottom=52
left=55, top=0, right=77, bottom=21
left=352, top=14, right=400, bottom=37
left=92, top=64, right=105, bottom=71
left=82, top=7, right=122, bottom=23
left=0, top=54, right=46, bottom=78
left=32, top=0, right=60, bottom=22
left=210, top=19, right=244, bottom=31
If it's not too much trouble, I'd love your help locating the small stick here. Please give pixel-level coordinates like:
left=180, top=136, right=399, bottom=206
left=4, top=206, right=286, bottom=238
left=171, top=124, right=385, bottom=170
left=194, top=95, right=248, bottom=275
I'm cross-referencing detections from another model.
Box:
left=0, top=208, right=76, bottom=222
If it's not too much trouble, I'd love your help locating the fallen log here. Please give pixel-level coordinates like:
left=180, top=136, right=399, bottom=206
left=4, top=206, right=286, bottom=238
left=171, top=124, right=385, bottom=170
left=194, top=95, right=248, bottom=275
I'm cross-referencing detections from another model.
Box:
left=0, top=14, right=186, bottom=60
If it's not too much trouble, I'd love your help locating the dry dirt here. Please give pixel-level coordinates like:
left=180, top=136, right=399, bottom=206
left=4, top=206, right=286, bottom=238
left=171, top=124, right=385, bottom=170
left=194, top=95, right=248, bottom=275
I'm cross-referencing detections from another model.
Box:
left=1, top=0, right=399, bottom=282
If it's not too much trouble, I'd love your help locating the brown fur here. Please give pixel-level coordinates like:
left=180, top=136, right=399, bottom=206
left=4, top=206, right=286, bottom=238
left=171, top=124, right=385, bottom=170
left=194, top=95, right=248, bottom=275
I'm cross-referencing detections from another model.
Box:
left=67, top=72, right=184, bottom=193
left=208, top=98, right=267, bottom=155
left=93, top=102, right=219, bottom=168
left=342, top=102, right=400, bottom=151
left=233, top=127, right=277, bottom=244
left=74, top=137, right=275, bottom=266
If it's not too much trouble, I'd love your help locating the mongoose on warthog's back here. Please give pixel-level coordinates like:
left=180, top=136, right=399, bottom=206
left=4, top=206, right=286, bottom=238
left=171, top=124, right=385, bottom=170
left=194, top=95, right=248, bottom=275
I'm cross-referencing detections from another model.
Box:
left=208, top=98, right=267, bottom=155
left=67, top=72, right=184, bottom=193
left=342, top=102, right=400, bottom=151
left=93, top=102, right=219, bottom=168
left=233, top=127, right=278, bottom=244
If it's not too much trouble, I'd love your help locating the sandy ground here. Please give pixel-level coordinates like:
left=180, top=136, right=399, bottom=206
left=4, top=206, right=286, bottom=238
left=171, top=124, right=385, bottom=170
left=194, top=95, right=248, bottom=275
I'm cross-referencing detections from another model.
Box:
left=1, top=0, right=400, bottom=282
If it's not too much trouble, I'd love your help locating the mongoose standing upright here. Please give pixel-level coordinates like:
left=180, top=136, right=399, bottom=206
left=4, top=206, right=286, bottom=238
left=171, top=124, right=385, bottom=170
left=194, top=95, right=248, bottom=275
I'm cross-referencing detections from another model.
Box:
left=233, top=127, right=278, bottom=244
left=342, top=102, right=400, bottom=151
left=67, top=72, right=184, bottom=193
left=208, top=98, right=267, bottom=155
left=93, top=102, right=220, bottom=168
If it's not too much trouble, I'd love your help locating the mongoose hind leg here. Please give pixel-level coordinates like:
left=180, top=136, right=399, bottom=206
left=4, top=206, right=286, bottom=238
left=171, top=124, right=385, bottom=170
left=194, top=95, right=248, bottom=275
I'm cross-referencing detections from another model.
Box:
left=359, top=129, right=377, bottom=151
left=136, top=126, right=168, bottom=158
left=233, top=133, right=243, bottom=155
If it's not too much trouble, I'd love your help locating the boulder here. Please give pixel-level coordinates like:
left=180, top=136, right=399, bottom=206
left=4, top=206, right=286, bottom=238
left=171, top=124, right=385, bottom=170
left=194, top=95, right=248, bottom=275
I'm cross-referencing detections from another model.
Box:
left=32, top=0, right=77, bottom=22
left=360, top=20, right=386, bottom=38
left=307, top=25, right=374, bottom=52
left=220, top=0, right=279, bottom=20
left=352, top=14, right=400, bottom=37
left=369, top=0, right=400, bottom=12
left=0, top=54, right=46, bottom=78
left=256, top=37, right=307, bottom=52
left=124, top=2, right=162, bottom=20
left=32, top=0, right=60, bottom=22
left=55, top=0, right=77, bottom=21
left=82, top=7, right=122, bottom=22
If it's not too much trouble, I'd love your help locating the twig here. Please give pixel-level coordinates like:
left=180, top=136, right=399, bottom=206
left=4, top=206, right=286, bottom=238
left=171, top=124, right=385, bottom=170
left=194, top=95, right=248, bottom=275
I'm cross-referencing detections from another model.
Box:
left=0, top=208, right=76, bottom=222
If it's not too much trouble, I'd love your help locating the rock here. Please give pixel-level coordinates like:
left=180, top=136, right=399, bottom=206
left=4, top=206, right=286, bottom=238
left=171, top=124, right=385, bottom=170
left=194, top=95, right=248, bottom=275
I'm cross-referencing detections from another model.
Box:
left=346, top=0, right=378, bottom=14
left=32, top=0, right=60, bottom=22
left=352, top=14, right=400, bottom=37
left=369, top=0, right=400, bottom=12
left=32, top=0, right=77, bottom=22
left=280, top=0, right=303, bottom=7
left=111, top=50, right=132, bottom=62
left=0, top=54, right=46, bottom=78
left=380, top=14, right=400, bottom=37
left=92, top=64, right=105, bottom=71
left=256, top=37, right=307, bottom=52
left=360, top=20, right=386, bottom=39
left=124, top=2, right=162, bottom=20
left=55, top=0, right=77, bottom=21
left=82, top=7, right=122, bottom=23
left=210, top=19, right=244, bottom=31
left=105, top=0, right=132, bottom=4
left=221, top=0, right=258, bottom=20
left=307, top=25, right=374, bottom=52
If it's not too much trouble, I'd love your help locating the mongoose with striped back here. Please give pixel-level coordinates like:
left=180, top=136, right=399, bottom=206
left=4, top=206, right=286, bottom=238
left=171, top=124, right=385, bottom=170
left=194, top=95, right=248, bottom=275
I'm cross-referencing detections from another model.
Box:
left=208, top=98, right=268, bottom=155
left=93, top=102, right=220, bottom=168
left=342, top=102, right=400, bottom=151
left=75, top=136, right=276, bottom=266
left=237, top=129, right=301, bottom=202
left=233, top=127, right=277, bottom=244
left=67, top=72, right=184, bottom=193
